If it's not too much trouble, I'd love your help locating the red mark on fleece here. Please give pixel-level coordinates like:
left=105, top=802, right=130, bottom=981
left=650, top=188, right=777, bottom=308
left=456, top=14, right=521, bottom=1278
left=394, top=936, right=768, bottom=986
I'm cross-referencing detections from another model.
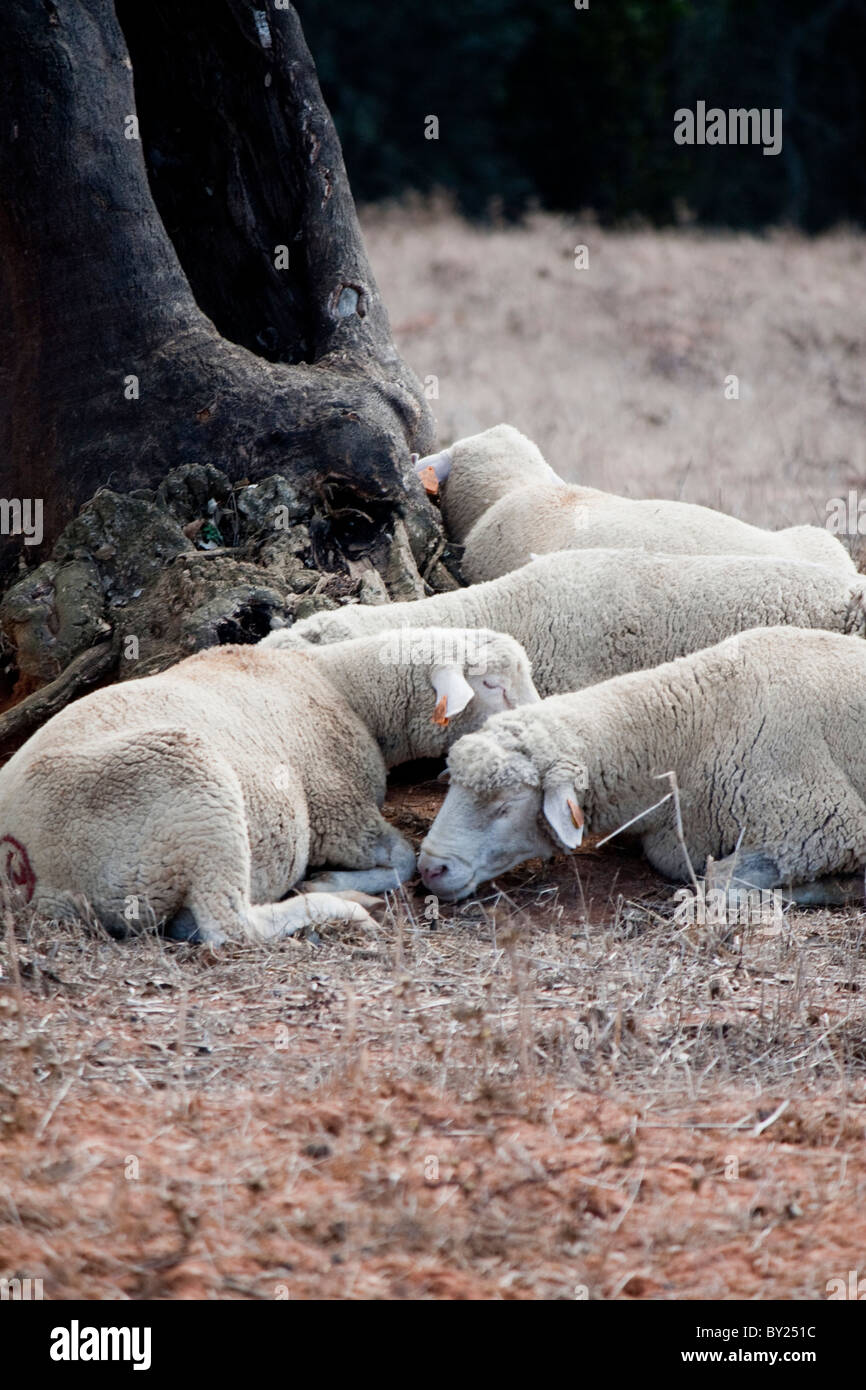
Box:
left=1, top=835, right=36, bottom=903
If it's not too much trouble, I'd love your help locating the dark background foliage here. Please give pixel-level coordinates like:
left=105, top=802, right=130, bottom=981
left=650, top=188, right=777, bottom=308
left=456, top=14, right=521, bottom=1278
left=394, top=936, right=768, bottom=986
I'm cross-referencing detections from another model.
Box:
left=297, top=0, right=865, bottom=228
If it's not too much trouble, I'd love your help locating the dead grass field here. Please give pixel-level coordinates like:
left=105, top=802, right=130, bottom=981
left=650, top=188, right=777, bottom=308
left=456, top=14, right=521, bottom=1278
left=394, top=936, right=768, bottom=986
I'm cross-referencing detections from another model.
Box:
left=3, top=208, right=866, bottom=1301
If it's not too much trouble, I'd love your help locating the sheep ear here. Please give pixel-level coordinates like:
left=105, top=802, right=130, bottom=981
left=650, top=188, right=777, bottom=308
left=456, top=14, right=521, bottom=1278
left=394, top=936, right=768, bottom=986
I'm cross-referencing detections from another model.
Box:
left=431, top=665, right=475, bottom=724
left=414, top=448, right=453, bottom=483
left=542, top=783, right=585, bottom=850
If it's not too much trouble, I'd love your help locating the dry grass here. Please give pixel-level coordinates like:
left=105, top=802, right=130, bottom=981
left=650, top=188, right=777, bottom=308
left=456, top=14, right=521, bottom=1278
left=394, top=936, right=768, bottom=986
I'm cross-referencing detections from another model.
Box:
left=4, top=207, right=866, bottom=1300
left=2, top=781, right=866, bottom=1300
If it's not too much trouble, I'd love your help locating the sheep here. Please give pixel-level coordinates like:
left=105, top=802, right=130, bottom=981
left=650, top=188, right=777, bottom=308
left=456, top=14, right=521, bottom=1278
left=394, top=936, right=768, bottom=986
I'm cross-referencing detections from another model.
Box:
left=415, top=424, right=855, bottom=582
left=0, top=628, right=539, bottom=945
left=262, top=548, right=866, bottom=699
left=418, top=626, right=866, bottom=907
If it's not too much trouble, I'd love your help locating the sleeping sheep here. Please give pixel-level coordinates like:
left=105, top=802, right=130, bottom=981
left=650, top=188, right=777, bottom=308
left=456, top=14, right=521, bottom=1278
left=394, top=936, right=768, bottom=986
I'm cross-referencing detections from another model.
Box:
left=418, top=626, right=866, bottom=906
left=0, top=628, right=539, bottom=944
left=263, top=548, right=866, bottom=699
left=415, top=424, right=855, bottom=583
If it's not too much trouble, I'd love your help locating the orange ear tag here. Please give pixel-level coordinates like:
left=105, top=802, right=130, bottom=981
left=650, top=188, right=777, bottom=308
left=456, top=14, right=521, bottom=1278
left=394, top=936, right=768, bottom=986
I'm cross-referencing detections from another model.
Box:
left=432, top=694, right=449, bottom=726
left=567, top=798, right=584, bottom=829
left=419, top=465, right=440, bottom=497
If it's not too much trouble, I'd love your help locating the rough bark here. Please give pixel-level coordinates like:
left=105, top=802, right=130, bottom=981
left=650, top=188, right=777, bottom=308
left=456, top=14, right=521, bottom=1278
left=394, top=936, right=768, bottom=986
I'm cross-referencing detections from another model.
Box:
left=0, top=455, right=456, bottom=752
left=0, top=0, right=437, bottom=581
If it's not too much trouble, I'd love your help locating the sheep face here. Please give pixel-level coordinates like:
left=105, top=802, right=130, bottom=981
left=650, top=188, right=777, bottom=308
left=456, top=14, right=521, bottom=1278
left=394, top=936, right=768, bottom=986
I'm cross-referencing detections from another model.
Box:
left=378, top=627, right=540, bottom=729
left=396, top=632, right=541, bottom=764
left=419, top=728, right=589, bottom=899
left=261, top=608, right=377, bottom=649
left=419, top=776, right=553, bottom=900
left=259, top=610, right=357, bottom=648
left=291, top=610, right=357, bottom=645
left=458, top=638, right=541, bottom=722
left=416, top=424, right=557, bottom=544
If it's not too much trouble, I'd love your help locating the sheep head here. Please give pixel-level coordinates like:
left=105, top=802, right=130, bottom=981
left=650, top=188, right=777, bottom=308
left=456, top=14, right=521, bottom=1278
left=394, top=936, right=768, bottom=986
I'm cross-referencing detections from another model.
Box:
left=415, top=424, right=559, bottom=546
left=419, top=724, right=588, bottom=900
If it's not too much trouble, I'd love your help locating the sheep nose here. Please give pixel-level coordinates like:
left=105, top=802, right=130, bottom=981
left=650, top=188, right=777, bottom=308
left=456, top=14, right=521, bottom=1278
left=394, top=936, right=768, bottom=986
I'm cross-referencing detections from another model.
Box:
left=418, top=853, right=449, bottom=886
left=421, top=861, right=447, bottom=882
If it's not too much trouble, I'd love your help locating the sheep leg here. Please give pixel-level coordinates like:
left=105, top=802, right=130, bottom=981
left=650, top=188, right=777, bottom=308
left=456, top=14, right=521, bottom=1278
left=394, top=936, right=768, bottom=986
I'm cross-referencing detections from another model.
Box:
left=171, top=891, right=374, bottom=946
left=784, top=874, right=864, bottom=906
left=317, top=889, right=382, bottom=909
left=302, top=824, right=417, bottom=897
left=302, top=868, right=407, bottom=895
left=245, top=894, right=374, bottom=941
left=706, top=850, right=781, bottom=892
left=708, top=850, right=865, bottom=906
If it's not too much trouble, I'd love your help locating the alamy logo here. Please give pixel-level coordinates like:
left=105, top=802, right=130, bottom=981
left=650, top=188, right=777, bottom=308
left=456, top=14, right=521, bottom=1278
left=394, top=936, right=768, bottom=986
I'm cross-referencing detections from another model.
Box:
left=826, top=490, right=866, bottom=536
left=50, top=1321, right=152, bottom=1371
left=0, top=497, right=43, bottom=546
left=377, top=627, right=490, bottom=673
left=0, top=1275, right=43, bottom=1299
left=674, top=103, right=782, bottom=157
left=673, top=884, right=783, bottom=926
left=826, top=1269, right=866, bottom=1300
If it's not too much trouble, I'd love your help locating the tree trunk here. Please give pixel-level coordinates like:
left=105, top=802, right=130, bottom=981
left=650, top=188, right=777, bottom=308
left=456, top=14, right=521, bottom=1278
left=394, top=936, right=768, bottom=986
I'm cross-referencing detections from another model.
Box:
left=0, top=0, right=436, bottom=579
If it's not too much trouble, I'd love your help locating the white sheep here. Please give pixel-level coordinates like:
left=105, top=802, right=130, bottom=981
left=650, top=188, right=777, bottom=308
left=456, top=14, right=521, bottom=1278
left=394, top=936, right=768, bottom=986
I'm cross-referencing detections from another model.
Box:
left=263, top=549, right=866, bottom=699
left=415, top=424, right=855, bottom=582
left=418, top=626, right=866, bottom=906
left=0, top=628, right=539, bottom=944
